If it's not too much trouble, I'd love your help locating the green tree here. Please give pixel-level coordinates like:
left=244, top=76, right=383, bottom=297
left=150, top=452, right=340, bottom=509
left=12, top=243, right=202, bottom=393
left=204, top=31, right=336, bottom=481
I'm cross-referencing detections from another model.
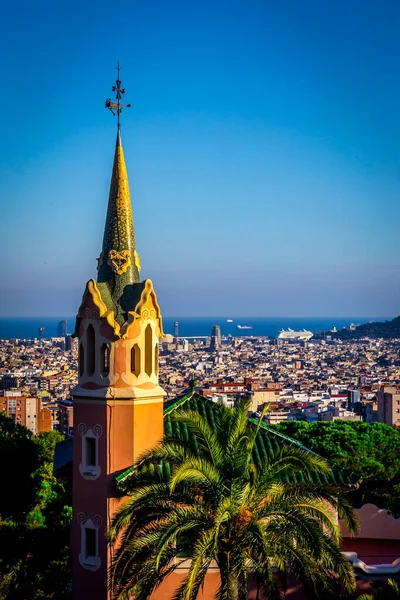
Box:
left=356, top=579, right=400, bottom=600
left=108, top=400, right=357, bottom=600
left=0, top=414, right=71, bottom=599
left=272, top=421, right=400, bottom=514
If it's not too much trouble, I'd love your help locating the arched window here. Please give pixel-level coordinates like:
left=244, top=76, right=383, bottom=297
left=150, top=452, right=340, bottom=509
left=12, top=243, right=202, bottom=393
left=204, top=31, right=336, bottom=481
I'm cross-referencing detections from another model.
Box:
left=79, top=343, right=84, bottom=377
left=86, top=325, right=95, bottom=376
left=145, top=325, right=153, bottom=376
left=100, top=344, right=110, bottom=376
left=131, top=344, right=141, bottom=377
left=154, top=343, right=159, bottom=376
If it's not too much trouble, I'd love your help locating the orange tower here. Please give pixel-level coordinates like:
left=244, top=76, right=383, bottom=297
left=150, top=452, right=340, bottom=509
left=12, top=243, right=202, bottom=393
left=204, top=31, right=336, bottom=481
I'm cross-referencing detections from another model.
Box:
left=71, top=71, right=165, bottom=599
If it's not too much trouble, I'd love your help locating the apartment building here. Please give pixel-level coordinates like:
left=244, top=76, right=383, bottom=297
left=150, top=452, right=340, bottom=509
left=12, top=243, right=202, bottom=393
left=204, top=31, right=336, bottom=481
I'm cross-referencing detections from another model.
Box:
left=377, top=386, right=400, bottom=427
left=0, top=394, right=51, bottom=434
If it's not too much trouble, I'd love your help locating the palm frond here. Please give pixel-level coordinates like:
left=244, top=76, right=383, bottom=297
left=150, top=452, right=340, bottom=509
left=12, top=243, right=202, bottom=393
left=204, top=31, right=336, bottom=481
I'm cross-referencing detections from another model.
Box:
left=169, top=457, right=225, bottom=494
left=107, top=400, right=357, bottom=600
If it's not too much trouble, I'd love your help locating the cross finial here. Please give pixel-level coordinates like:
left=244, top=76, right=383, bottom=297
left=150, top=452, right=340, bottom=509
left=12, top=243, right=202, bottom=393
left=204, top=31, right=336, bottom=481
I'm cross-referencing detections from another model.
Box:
left=105, top=61, right=131, bottom=129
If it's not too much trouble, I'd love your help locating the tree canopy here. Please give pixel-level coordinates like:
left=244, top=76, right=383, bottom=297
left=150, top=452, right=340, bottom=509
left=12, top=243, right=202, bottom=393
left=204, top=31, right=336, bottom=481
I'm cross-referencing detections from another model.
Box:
left=272, top=420, right=400, bottom=514
left=326, top=316, right=400, bottom=340
left=0, top=413, right=71, bottom=599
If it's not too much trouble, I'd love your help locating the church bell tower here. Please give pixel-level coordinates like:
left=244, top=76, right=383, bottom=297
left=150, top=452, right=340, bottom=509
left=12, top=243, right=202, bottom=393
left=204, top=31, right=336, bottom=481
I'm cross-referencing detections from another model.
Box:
left=71, top=67, right=165, bottom=599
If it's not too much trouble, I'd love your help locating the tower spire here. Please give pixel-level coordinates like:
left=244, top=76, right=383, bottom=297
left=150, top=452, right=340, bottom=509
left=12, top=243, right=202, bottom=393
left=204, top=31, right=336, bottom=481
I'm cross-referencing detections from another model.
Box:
left=105, top=61, right=131, bottom=130
left=98, top=66, right=140, bottom=300
left=72, top=64, right=165, bottom=600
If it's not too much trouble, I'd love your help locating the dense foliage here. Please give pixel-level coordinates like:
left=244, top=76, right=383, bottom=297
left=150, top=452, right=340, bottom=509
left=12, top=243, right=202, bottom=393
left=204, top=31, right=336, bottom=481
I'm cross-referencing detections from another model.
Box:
left=357, top=579, right=400, bottom=600
left=272, top=420, right=400, bottom=514
left=0, top=413, right=71, bottom=599
left=108, top=400, right=357, bottom=600
left=326, top=316, right=400, bottom=340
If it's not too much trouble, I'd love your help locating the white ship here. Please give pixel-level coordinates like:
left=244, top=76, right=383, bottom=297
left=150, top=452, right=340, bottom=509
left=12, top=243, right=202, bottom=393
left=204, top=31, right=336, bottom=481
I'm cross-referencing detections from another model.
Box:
left=278, top=328, right=313, bottom=341
left=237, top=325, right=253, bottom=330
left=227, top=319, right=233, bottom=323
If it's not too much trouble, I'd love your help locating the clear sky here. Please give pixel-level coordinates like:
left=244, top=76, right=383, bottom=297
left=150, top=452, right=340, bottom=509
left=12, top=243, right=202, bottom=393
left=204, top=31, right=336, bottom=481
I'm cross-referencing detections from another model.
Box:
left=0, top=0, right=399, bottom=317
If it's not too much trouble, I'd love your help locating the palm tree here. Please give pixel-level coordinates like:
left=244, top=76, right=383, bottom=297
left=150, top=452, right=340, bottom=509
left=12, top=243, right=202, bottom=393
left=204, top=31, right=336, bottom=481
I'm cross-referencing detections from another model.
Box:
left=357, top=579, right=400, bottom=600
left=108, top=399, right=357, bottom=600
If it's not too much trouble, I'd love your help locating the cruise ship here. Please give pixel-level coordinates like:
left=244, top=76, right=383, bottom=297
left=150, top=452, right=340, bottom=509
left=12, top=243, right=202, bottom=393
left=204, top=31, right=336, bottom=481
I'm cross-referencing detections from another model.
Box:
left=278, top=328, right=313, bottom=341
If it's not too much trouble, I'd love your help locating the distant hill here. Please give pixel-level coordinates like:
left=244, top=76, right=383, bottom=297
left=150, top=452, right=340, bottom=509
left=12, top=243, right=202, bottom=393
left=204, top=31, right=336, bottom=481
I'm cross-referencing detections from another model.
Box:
left=329, top=316, right=400, bottom=340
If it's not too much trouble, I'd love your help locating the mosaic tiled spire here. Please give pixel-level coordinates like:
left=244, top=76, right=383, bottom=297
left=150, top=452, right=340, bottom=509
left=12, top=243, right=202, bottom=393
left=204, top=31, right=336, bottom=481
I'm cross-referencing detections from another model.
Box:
left=97, top=130, right=141, bottom=294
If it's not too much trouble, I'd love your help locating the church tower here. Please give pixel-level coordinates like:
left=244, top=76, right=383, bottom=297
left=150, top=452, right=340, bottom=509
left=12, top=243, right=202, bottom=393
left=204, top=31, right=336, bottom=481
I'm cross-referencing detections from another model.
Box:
left=71, top=69, right=165, bottom=599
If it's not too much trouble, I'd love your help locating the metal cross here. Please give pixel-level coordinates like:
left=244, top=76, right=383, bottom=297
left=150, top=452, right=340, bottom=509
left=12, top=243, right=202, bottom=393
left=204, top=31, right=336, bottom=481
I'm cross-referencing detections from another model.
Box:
left=105, top=61, right=131, bottom=129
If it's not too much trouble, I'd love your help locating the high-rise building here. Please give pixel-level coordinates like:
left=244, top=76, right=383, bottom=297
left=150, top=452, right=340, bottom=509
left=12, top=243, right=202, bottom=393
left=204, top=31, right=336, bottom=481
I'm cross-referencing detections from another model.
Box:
left=0, top=394, right=51, bottom=434
left=210, top=324, right=221, bottom=351
left=57, top=319, right=68, bottom=337
left=174, top=320, right=179, bottom=344
left=53, top=337, right=66, bottom=350
left=377, top=386, right=400, bottom=426
left=71, top=71, right=165, bottom=600
left=66, top=335, right=79, bottom=354
left=347, top=389, right=360, bottom=411
left=38, top=326, right=45, bottom=340
left=0, top=375, right=20, bottom=390
left=58, top=399, right=74, bottom=437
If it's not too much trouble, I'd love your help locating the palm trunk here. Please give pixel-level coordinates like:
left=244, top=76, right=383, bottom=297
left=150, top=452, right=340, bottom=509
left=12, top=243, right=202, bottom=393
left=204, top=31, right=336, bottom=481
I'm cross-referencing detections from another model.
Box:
left=227, top=574, right=240, bottom=600
left=218, top=551, right=240, bottom=600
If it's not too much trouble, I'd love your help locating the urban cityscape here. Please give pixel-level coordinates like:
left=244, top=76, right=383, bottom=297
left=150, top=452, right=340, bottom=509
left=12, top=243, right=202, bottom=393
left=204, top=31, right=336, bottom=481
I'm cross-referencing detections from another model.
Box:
left=1, top=319, right=399, bottom=438
left=1, top=1, right=400, bottom=598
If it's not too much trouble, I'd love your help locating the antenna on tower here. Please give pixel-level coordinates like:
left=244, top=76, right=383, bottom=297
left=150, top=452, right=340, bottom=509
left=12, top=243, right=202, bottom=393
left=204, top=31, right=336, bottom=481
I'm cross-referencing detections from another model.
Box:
left=105, top=61, right=131, bottom=129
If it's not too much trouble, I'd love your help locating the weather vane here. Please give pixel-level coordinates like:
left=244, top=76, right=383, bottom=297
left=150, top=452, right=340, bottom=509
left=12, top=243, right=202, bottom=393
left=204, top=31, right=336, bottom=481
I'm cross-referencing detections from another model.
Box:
left=105, top=62, right=131, bottom=129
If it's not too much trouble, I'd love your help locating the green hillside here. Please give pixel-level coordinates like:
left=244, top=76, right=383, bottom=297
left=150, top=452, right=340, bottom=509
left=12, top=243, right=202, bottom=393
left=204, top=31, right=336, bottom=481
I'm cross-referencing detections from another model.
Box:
left=330, top=316, right=400, bottom=340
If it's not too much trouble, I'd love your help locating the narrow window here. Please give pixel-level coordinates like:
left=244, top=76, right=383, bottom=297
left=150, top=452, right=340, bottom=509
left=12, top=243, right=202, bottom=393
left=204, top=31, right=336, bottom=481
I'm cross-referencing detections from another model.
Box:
left=86, top=325, right=95, bottom=376
left=131, top=344, right=141, bottom=377
left=79, top=343, right=84, bottom=377
left=100, top=344, right=110, bottom=376
left=86, top=437, right=97, bottom=467
left=154, top=343, right=159, bottom=376
left=145, top=325, right=153, bottom=376
left=85, top=527, right=97, bottom=559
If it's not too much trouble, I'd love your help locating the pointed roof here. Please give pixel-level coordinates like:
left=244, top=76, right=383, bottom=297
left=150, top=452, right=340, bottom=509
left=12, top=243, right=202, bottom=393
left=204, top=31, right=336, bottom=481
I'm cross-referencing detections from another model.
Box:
left=56, top=393, right=361, bottom=486
left=97, top=130, right=141, bottom=298
left=114, top=391, right=361, bottom=492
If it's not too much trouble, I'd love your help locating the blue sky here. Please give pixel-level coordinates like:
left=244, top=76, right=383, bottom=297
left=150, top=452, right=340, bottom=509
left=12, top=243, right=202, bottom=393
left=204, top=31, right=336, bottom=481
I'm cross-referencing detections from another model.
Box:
left=0, top=0, right=399, bottom=317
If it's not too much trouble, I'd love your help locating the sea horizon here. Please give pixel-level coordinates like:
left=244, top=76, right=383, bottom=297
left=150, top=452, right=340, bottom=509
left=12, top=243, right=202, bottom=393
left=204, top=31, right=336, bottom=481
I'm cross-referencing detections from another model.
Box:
left=0, top=316, right=394, bottom=341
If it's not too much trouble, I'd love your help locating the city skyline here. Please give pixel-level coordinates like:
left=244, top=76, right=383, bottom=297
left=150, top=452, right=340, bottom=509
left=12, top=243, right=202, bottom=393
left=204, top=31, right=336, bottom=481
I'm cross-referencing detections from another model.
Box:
left=1, top=0, right=399, bottom=317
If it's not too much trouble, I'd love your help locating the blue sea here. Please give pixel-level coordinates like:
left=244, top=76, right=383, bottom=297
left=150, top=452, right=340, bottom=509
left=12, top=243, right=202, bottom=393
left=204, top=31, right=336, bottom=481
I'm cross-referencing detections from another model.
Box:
left=0, top=316, right=392, bottom=341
